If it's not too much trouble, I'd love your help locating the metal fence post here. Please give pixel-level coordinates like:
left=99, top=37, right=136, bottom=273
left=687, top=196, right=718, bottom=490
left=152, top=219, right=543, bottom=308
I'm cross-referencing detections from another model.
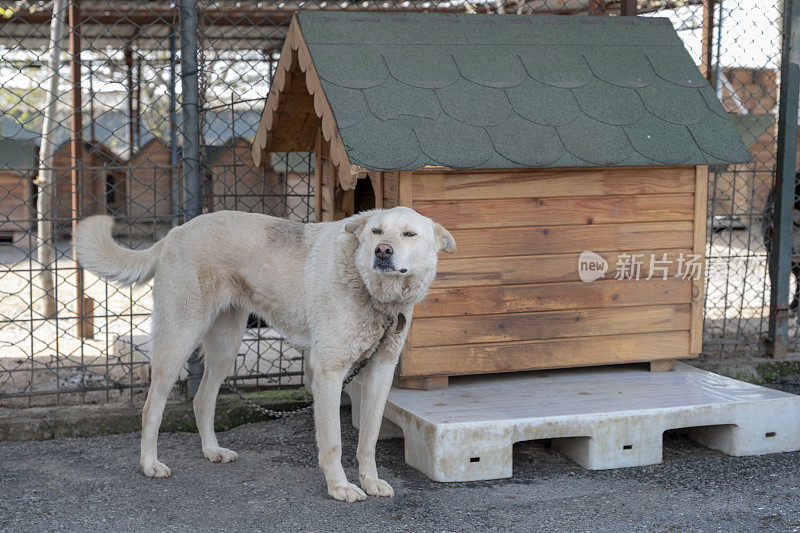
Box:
left=180, top=0, right=204, bottom=397
left=170, top=27, right=179, bottom=226
left=620, top=0, right=637, bottom=16
left=767, top=0, right=800, bottom=358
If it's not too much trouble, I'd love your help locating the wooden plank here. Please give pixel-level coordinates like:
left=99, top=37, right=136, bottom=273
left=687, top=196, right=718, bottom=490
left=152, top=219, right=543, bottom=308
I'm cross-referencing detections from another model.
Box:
left=321, top=148, right=335, bottom=187
left=411, top=167, right=695, bottom=201
left=341, top=188, right=354, bottom=218
left=413, top=194, right=695, bottom=229
left=314, top=128, right=322, bottom=222
left=415, top=278, right=692, bottom=318
left=433, top=249, right=693, bottom=288
left=411, top=304, right=690, bottom=347
left=449, top=221, right=694, bottom=258
left=650, top=359, right=677, bottom=372
left=319, top=149, right=336, bottom=222
left=371, top=172, right=384, bottom=209
left=321, top=186, right=333, bottom=213
left=383, top=171, right=398, bottom=208
left=77, top=296, right=95, bottom=340
left=400, top=331, right=690, bottom=376
left=399, top=170, right=413, bottom=207
left=690, top=165, right=709, bottom=355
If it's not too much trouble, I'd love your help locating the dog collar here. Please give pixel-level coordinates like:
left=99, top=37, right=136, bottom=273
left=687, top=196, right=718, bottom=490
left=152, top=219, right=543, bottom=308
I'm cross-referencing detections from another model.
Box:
left=382, top=313, right=406, bottom=334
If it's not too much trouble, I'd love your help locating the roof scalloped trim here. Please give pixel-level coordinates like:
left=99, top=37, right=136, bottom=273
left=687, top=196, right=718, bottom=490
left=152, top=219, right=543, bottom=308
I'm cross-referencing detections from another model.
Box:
left=252, top=15, right=354, bottom=184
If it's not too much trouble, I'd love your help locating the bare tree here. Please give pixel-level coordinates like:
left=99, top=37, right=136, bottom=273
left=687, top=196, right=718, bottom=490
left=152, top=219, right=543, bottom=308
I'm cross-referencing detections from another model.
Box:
left=36, top=0, right=67, bottom=319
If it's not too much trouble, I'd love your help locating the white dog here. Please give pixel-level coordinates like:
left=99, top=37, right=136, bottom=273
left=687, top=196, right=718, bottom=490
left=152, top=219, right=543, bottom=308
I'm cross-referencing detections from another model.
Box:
left=75, top=207, right=455, bottom=502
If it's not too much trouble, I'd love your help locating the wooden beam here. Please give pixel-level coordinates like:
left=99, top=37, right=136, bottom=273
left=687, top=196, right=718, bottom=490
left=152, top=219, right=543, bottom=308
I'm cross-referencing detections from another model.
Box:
left=416, top=278, right=692, bottom=319
left=403, top=332, right=690, bottom=377
left=341, top=188, right=355, bottom=219
left=690, top=165, right=709, bottom=355
left=410, top=305, right=690, bottom=347
left=620, top=0, right=637, bottom=16
left=410, top=167, right=696, bottom=201
left=371, top=172, right=384, bottom=209
left=701, top=0, right=715, bottom=82
left=433, top=248, right=692, bottom=288
left=78, top=296, right=95, bottom=340
left=314, top=126, right=322, bottom=222
left=125, top=46, right=134, bottom=156
left=398, top=171, right=413, bottom=207
left=413, top=194, right=696, bottom=229
left=446, top=221, right=694, bottom=258
left=69, top=0, right=91, bottom=339
left=650, top=359, right=676, bottom=372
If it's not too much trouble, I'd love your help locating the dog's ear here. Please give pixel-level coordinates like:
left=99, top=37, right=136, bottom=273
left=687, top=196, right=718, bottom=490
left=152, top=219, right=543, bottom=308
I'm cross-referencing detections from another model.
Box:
left=434, top=223, right=456, bottom=254
left=344, top=217, right=368, bottom=236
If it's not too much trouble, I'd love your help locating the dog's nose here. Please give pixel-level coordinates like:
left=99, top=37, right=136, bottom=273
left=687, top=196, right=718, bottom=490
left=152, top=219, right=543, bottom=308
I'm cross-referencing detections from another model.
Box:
left=375, top=243, right=393, bottom=259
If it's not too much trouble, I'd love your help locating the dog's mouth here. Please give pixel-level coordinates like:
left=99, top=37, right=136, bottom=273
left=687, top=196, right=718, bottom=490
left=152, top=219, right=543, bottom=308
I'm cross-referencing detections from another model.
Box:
left=373, top=259, right=409, bottom=275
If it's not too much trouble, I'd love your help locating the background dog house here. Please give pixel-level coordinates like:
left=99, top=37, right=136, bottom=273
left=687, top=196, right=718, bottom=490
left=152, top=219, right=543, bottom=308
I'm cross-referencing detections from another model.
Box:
left=127, top=137, right=175, bottom=233
left=252, top=12, right=751, bottom=389
left=0, top=138, right=36, bottom=241
left=53, top=139, right=126, bottom=233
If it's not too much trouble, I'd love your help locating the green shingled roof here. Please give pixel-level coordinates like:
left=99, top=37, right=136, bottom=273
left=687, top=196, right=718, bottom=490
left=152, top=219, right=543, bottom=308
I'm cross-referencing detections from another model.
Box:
left=295, top=11, right=752, bottom=171
left=0, top=138, right=37, bottom=172
left=730, top=113, right=774, bottom=147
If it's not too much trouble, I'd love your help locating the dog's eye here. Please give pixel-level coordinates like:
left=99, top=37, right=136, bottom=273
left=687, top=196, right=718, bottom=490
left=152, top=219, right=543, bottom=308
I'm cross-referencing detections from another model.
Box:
left=371, top=228, right=382, bottom=235
left=402, top=231, right=417, bottom=237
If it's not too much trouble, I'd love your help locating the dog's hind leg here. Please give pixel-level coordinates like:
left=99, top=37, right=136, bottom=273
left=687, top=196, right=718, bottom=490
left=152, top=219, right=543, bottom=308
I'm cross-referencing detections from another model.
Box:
left=140, top=317, right=208, bottom=478
left=194, top=307, right=248, bottom=463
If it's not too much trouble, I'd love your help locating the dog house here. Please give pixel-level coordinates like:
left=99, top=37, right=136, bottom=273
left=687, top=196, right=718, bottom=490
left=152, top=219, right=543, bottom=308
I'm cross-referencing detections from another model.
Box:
left=127, top=137, right=176, bottom=230
left=0, top=138, right=36, bottom=241
left=252, top=12, right=751, bottom=389
left=53, top=139, right=127, bottom=232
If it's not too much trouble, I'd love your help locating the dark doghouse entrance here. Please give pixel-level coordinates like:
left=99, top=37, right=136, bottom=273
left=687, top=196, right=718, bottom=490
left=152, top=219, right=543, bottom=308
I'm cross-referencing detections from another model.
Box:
left=354, top=175, right=376, bottom=214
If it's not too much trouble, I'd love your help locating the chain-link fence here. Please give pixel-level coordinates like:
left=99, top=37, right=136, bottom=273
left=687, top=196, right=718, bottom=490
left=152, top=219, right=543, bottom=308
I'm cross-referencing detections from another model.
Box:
left=0, top=0, right=794, bottom=407
left=648, top=0, right=785, bottom=356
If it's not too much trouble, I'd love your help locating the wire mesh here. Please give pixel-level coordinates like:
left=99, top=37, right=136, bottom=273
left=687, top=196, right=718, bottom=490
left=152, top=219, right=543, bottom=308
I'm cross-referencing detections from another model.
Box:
left=0, top=0, right=790, bottom=406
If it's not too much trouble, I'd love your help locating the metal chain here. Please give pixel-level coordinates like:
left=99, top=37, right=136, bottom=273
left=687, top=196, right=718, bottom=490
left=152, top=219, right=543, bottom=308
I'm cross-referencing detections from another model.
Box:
left=225, top=380, right=314, bottom=418
left=225, top=315, right=396, bottom=418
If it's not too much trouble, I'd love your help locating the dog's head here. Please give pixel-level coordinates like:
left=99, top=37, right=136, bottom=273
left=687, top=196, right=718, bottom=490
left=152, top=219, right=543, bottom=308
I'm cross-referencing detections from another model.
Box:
left=345, top=207, right=456, bottom=305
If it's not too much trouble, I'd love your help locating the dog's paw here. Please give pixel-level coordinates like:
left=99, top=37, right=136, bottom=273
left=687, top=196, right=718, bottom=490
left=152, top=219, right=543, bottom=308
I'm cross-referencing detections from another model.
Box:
left=140, top=459, right=171, bottom=478
left=203, top=447, right=239, bottom=463
left=361, top=477, right=395, bottom=498
left=328, top=482, right=367, bottom=502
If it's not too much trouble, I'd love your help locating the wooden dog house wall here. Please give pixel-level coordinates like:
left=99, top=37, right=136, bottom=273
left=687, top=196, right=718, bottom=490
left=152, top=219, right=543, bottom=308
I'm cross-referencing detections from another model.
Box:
left=252, top=12, right=751, bottom=389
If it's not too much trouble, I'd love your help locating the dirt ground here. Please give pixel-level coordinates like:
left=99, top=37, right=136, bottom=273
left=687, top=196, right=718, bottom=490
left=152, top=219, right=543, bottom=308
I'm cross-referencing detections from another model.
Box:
left=2, top=395, right=800, bottom=533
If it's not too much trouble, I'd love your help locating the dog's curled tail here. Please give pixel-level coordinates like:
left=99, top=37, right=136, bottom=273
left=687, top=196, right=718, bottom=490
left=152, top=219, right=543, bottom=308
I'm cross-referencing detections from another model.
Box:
left=75, top=215, right=164, bottom=287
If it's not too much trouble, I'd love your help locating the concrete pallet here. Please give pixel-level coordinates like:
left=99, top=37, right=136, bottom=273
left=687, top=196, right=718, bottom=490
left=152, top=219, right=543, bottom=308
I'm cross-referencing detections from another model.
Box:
left=345, top=363, right=800, bottom=482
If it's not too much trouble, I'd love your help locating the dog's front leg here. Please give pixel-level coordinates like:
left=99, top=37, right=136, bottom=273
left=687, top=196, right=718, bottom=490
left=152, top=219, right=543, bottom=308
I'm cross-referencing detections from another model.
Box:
left=311, top=359, right=367, bottom=503
left=356, top=355, right=398, bottom=498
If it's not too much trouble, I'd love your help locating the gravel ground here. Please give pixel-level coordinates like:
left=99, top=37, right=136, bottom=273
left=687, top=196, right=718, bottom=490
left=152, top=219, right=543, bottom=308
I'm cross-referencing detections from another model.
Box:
left=2, top=398, right=800, bottom=533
